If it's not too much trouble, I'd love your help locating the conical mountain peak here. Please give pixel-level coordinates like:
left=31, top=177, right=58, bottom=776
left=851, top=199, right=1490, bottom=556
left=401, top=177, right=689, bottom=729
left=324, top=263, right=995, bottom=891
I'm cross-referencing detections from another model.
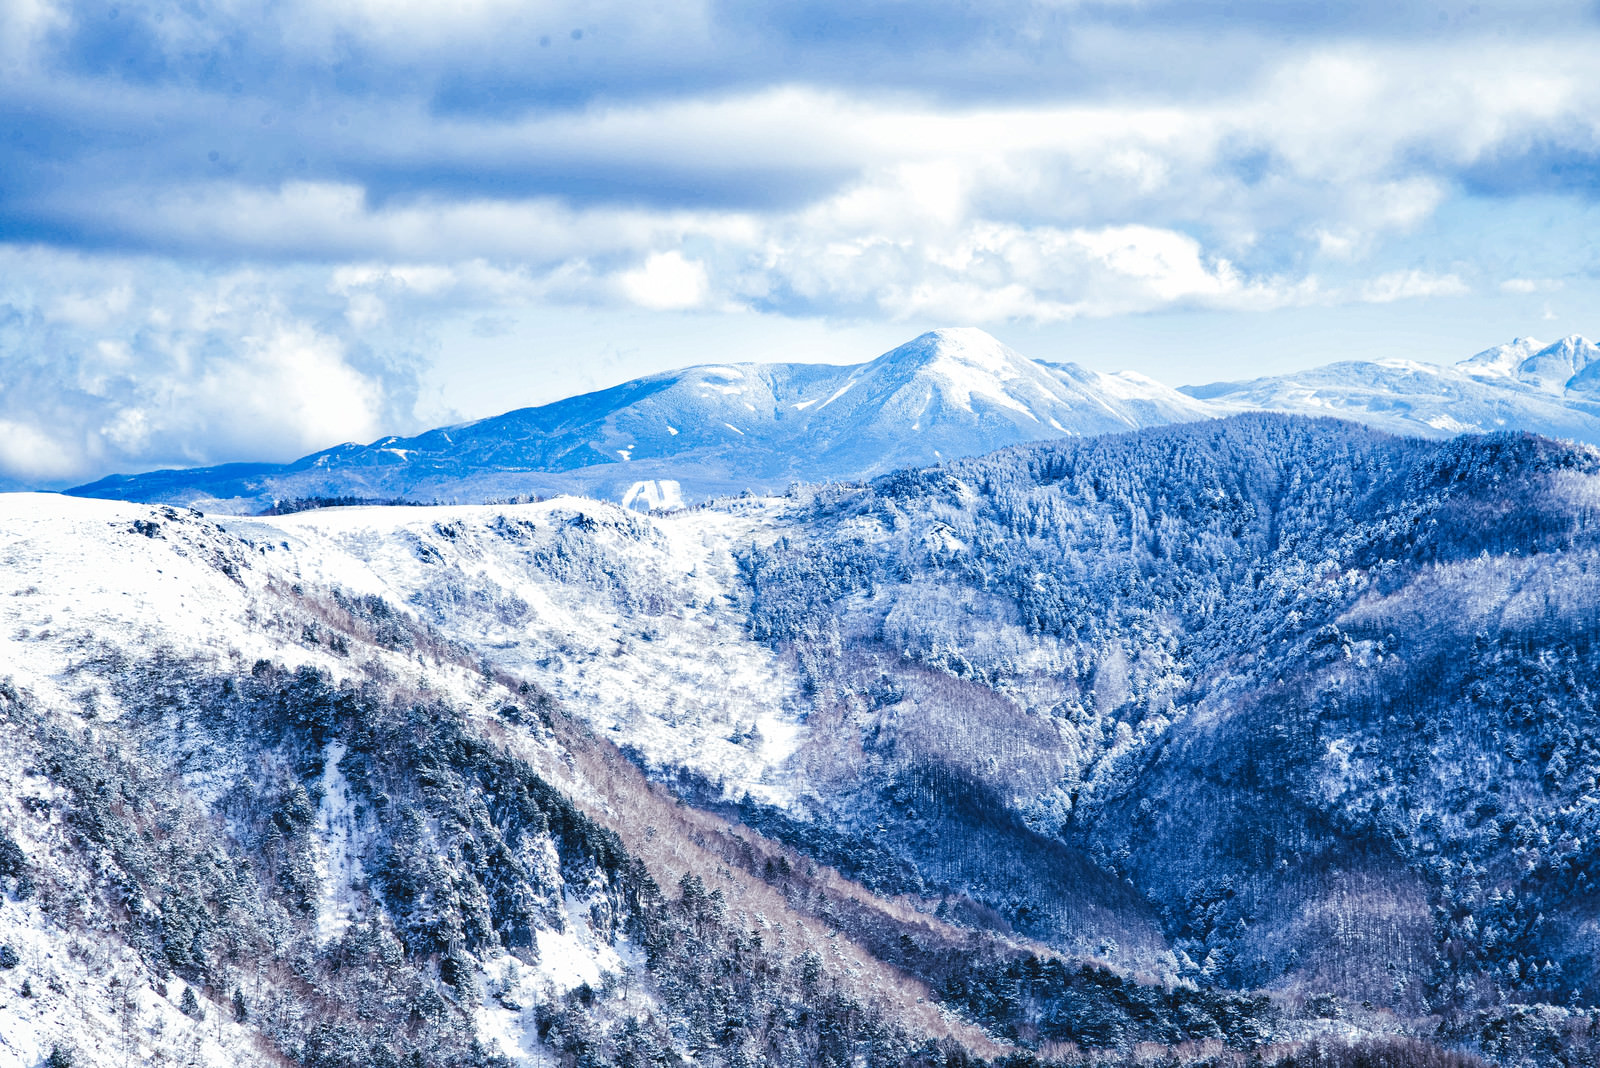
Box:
left=1458, top=336, right=1545, bottom=378
left=871, top=327, right=1031, bottom=378
left=66, top=323, right=1211, bottom=510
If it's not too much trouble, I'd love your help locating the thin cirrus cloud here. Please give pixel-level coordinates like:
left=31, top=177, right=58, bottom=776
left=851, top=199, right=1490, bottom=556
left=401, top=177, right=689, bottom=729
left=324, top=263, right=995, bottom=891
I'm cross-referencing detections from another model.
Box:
left=0, top=0, right=1598, bottom=486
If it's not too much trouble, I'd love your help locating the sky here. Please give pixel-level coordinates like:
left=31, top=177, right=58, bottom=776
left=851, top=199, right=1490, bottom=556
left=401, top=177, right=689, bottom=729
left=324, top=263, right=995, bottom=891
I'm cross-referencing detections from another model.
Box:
left=2, top=0, right=1599, bottom=487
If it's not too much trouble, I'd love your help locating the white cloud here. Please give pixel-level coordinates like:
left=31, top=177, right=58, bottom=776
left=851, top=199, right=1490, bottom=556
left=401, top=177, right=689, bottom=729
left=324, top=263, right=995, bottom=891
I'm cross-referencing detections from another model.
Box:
left=1500, top=277, right=1564, bottom=294
left=6, top=9, right=1599, bottom=485
left=100, top=407, right=153, bottom=453
left=40, top=27, right=1600, bottom=275
left=0, top=247, right=425, bottom=485
left=45, top=285, right=134, bottom=328
left=31, top=33, right=1598, bottom=333
left=200, top=323, right=385, bottom=451
left=618, top=252, right=711, bottom=310
left=0, top=0, right=64, bottom=75
left=0, top=419, right=78, bottom=481
left=1352, top=270, right=1470, bottom=304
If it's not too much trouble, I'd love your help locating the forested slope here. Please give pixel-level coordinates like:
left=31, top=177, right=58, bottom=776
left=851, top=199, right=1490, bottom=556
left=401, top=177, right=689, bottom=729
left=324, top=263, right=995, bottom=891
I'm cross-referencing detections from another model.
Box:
left=7, top=414, right=1600, bottom=1067
left=734, top=416, right=1600, bottom=1031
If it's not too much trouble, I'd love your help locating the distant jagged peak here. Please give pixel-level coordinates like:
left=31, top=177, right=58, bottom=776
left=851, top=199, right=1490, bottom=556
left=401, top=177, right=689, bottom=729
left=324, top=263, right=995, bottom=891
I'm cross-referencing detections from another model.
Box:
left=1532, top=334, right=1600, bottom=364
left=846, top=327, right=1068, bottom=419
left=1516, top=335, right=1600, bottom=392
left=1551, top=337, right=1600, bottom=394
left=1457, top=336, right=1547, bottom=378
left=1457, top=334, right=1599, bottom=391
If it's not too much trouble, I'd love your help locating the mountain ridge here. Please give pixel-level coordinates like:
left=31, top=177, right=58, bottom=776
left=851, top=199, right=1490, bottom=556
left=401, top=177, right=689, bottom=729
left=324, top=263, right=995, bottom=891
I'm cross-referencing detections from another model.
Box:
left=62, top=328, right=1214, bottom=512
left=10, top=413, right=1600, bottom=1066
left=61, top=328, right=1600, bottom=514
left=1185, top=333, right=1600, bottom=441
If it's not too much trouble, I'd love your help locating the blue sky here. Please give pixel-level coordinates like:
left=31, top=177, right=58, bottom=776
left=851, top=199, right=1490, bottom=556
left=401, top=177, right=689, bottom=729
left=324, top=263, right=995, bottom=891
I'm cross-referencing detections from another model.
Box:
left=2, top=0, right=1598, bottom=486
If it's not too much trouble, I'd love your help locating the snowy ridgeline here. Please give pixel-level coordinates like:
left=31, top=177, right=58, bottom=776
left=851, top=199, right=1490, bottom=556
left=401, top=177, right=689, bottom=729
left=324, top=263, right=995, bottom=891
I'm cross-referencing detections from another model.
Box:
left=0, top=490, right=810, bottom=804
left=63, top=327, right=1215, bottom=512
left=0, top=488, right=1026, bottom=1068
left=0, top=490, right=807, bottom=1067
left=59, top=328, right=1600, bottom=519
left=7, top=414, right=1600, bottom=1067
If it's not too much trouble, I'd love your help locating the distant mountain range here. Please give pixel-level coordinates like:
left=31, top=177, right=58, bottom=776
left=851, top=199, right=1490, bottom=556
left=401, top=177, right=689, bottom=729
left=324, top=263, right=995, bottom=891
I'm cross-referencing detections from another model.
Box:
left=66, top=328, right=1600, bottom=512
left=1188, top=334, right=1600, bottom=442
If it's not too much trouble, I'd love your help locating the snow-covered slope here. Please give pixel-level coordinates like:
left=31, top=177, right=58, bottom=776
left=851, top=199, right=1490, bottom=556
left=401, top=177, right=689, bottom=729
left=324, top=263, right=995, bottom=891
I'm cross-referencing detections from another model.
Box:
left=1187, top=334, right=1600, bottom=442
left=66, top=328, right=1211, bottom=513
left=793, top=328, right=1211, bottom=474
left=0, top=490, right=836, bottom=858
left=224, top=496, right=813, bottom=806
left=0, top=492, right=1018, bottom=1068
left=11, top=412, right=1600, bottom=1065
left=0, top=494, right=655, bottom=1065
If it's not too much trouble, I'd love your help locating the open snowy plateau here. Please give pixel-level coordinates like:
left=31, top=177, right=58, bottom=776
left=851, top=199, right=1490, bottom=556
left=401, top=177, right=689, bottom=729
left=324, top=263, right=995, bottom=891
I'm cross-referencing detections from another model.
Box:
left=9, top=414, right=1600, bottom=1067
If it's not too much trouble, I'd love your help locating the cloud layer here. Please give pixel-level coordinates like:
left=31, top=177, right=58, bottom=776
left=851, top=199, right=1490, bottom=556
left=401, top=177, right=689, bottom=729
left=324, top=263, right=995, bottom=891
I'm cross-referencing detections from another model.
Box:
left=2, top=0, right=1598, bottom=484
left=0, top=248, right=427, bottom=484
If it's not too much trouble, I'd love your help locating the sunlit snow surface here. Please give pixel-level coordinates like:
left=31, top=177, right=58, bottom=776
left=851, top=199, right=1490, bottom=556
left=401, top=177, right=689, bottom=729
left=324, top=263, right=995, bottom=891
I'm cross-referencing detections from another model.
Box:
left=312, top=740, right=370, bottom=944
left=0, top=486, right=1174, bottom=1066
left=1190, top=334, right=1600, bottom=444
left=67, top=328, right=1217, bottom=513
left=0, top=493, right=807, bottom=812
left=911, top=326, right=1040, bottom=417
left=621, top=478, right=684, bottom=512
left=226, top=496, right=808, bottom=806
left=0, top=490, right=810, bottom=1064
left=0, top=509, right=286, bottom=1068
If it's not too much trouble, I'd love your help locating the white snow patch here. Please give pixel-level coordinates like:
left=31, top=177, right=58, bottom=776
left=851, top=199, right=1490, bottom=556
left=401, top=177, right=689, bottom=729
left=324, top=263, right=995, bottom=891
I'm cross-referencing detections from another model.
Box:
left=220, top=496, right=811, bottom=808
left=476, top=909, right=651, bottom=1065
left=811, top=378, right=860, bottom=411
left=0, top=730, right=279, bottom=1068
left=621, top=479, right=685, bottom=512
left=915, top=329, right=1037, bottom=417
left=0, top=493, right=812, bottom=841
left=1425, top=413, right=1479, bottom=434
left=312, top=741, right=368, bottom=944
left=535, top=894, right=625, bottom=993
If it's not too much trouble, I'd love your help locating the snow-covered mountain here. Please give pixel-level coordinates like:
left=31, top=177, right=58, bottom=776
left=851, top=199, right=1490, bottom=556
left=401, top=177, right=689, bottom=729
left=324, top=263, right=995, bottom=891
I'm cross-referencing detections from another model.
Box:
left=59, top=328, right=1600, bottom=518
left=1187, top=334, right=1600, bottom=442
left=0, top=492, right=1023, bottom=1068
left=67, top=328, right=1211, bottom=513
left=9, top=415, right=1600, bottom=1066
